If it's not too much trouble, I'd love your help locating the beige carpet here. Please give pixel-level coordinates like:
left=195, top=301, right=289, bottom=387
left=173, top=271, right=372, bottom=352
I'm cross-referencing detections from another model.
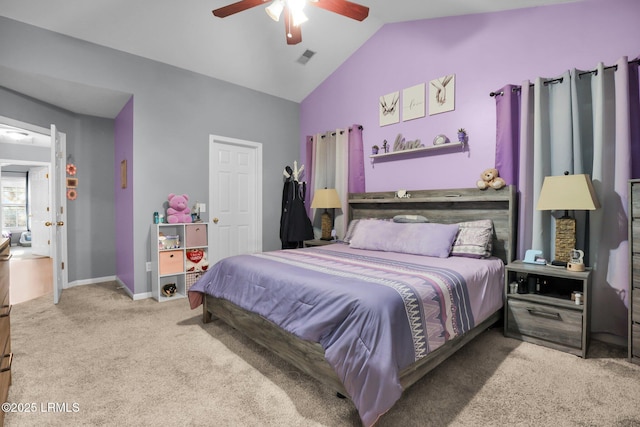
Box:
left=5, top=282, right=640, bottom=426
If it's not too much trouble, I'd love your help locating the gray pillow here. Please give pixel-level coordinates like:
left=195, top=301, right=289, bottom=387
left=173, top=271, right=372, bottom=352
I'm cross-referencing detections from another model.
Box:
left=450, top=219, right=494, bottom=258
left=393, top=214, right=429, bottom=223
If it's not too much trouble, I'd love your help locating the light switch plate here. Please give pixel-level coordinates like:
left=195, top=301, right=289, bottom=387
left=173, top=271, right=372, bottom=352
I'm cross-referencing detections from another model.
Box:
left=198, top=203, right=206, bottom=213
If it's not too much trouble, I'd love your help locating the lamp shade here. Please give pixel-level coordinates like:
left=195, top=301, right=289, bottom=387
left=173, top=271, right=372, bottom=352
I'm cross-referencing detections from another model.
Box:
left=311, top=188, right=342, bottom=209
left=536, top=174, right=600, bottom=211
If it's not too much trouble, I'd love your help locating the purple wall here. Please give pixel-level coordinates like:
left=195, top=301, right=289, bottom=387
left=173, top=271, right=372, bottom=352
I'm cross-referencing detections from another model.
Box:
left=114, top=96, right=134, bottom=292
left=300, top=0, right=640, bottom=192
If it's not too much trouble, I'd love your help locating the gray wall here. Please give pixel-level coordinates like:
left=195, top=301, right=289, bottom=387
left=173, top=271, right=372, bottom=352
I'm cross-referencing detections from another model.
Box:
left=0, top=140, right=49, bottom=163
left=0, top=86, right=117, bottom=281
left=0, top=17, right=300, bottom=295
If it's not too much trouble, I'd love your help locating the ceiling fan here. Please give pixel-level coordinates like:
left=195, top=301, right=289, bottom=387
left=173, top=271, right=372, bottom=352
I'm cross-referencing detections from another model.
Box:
left=212, top=0, right=370, bottom=45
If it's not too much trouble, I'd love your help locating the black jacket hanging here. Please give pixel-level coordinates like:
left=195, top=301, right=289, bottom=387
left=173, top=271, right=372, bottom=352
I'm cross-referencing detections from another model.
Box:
left=280, top=172, right=314, bottom=249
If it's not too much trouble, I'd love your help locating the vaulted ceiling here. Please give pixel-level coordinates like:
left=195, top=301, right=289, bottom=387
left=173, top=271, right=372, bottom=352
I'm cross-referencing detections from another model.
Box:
left=0, top=0, right=578, bottom=117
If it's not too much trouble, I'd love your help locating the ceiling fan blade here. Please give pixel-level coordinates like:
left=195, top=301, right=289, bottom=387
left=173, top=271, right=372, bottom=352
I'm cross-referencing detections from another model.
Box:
left=212, top=0, right=268, bottom=18
left=284, top=6, right=302, bottom=45
left=309, top=0, right=369, bottom=21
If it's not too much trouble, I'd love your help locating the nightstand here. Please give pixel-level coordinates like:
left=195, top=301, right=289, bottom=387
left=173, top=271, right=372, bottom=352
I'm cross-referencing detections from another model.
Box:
left=504, top=260, right=592, bottom=358
left=304, top=239, right=336, bottom=247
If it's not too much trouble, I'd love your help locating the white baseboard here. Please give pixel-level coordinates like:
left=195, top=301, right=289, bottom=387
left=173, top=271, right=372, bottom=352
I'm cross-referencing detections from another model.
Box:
left=67, top=275, right=117, bottom=288
left=114, top=277, right=152, bottom=300
left=67, top=276, right=152, bottom=301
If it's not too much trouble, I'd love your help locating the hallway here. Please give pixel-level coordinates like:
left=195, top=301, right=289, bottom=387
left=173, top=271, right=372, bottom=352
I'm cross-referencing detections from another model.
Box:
left=10, top=249, right=52, bottom=304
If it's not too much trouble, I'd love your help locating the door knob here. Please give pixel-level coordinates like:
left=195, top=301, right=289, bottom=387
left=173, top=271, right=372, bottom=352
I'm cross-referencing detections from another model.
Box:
left=57, top=221, right=64, bottom=226
left=213, top=218, right=219, bottom=224
left=45, top=221, right=52, bottom=227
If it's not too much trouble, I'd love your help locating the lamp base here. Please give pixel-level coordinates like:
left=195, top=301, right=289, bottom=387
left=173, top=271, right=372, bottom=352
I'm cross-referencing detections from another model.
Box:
left=554, top=216, right=576, bottom=263
left=320, top=210, right=332, bottom=241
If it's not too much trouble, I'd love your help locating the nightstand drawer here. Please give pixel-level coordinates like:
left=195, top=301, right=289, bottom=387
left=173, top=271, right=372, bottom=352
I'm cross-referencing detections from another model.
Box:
left=0, top=353, right=12, bottom=405
left=507, top=299, right=582, bottom=349
left=0, top=309, right=9, bottom=350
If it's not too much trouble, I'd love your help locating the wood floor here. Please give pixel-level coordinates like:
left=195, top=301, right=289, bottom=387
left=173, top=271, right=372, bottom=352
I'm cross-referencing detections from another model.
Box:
left=9, top=247, right=53, bottom=305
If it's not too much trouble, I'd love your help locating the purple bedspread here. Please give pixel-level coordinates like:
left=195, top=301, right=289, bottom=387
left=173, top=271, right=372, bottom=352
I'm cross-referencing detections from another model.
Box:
left=188, top=244, right=504, bottom=426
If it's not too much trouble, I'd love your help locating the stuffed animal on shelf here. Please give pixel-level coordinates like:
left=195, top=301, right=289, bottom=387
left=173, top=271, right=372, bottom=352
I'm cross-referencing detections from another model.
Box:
left=167, top=193, right=192, bottom=223
left=185, top=249, right=209, bottom=272
left=476, top=168, right=506, bottom=190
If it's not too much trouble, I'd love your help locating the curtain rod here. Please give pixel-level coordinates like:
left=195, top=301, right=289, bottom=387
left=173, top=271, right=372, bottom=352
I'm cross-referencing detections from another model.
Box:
left=317, top=125, right=364, bottom=139
left=492, top=78, right=562, bottom=96
left=489, top=57, right=640, bottom=97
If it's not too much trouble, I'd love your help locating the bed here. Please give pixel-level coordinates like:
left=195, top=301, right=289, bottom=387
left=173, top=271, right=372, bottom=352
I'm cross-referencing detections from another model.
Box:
left=188, top=186, right=516, bottom=426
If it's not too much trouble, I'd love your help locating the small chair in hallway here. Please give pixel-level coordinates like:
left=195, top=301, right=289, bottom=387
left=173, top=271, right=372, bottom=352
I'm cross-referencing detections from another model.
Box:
left=19, top=231, right=31, bottom=247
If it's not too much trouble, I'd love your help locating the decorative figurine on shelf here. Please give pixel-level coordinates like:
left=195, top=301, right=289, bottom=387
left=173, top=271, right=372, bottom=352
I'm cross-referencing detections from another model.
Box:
left=393, top=133, right=424, bottom=151
left=167, top=193, right=192, bottom=223
left=382, top=140, right=389, bottom=153
left=457, top=128, right=468, bottom=143
left=372, top=145, right=379, bottom=155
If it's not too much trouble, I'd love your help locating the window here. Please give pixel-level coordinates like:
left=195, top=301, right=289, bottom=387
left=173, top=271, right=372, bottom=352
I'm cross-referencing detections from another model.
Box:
left=1, top=175, right=27, bottom=230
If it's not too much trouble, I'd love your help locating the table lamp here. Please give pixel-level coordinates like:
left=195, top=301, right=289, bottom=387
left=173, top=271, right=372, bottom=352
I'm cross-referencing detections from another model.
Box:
left=311, top=188, right=342, bottom=240
left=536, top=172, right=600, bottom=266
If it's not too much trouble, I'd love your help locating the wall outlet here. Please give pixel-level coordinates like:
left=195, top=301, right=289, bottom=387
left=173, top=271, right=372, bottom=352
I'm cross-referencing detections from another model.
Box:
left=146, top=261, right=151, bottom=272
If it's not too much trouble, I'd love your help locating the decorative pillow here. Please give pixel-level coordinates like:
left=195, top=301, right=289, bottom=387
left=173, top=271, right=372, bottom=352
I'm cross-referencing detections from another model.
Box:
left=393, top=214, right=429, bottom=223
left=349, top=219, right=459, bottom=258
left=450, top=219, right=494, bottom=259
left=343, top=218, right=392, bottom=243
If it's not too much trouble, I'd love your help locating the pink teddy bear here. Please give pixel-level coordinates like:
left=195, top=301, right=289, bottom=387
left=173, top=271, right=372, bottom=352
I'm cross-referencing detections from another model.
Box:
left=167, top=193, right=192, bottom=223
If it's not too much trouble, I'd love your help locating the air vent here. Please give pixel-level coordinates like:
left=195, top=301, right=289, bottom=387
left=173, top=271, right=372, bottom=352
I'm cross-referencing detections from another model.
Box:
left=296, top=49, right=316, bottom=65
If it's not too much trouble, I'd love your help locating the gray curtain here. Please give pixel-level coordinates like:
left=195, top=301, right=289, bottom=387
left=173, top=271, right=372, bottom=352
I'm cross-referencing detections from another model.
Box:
left=517, top=57, right=635, bottom=337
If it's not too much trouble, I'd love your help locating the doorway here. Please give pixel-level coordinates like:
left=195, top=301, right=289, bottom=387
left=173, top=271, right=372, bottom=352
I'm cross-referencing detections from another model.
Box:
left=1, top=162, right=53, bottom=304
left=0, top=119, right=54, bottom=304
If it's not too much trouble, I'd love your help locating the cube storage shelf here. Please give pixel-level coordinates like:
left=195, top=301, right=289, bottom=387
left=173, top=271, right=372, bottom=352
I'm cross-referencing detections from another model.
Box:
left=150, top=223, right=208, bottom=302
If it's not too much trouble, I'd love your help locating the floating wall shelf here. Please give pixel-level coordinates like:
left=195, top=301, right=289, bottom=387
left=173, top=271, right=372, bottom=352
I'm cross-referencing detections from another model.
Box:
left=370, top=141, right=464, bottom=160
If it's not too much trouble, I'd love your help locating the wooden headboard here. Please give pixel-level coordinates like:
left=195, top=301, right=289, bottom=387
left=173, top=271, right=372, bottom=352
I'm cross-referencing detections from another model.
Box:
left=348, top=186, right=517, bottom=264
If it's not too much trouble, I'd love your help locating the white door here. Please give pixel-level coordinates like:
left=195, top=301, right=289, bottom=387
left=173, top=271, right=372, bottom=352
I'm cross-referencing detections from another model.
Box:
left=50, top=125, right=68, bottom=304
left=30, top=166, right=51, bottom=257
left=209, top=135, right=262, bottom=262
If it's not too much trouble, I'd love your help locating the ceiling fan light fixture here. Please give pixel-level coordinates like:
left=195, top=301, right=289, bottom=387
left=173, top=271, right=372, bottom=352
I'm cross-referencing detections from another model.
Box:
left=265, top=0, right=284, bottom=21
left=288, top=0, right=306, bottom=11
left=291, top=9, right=308, bottom=27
